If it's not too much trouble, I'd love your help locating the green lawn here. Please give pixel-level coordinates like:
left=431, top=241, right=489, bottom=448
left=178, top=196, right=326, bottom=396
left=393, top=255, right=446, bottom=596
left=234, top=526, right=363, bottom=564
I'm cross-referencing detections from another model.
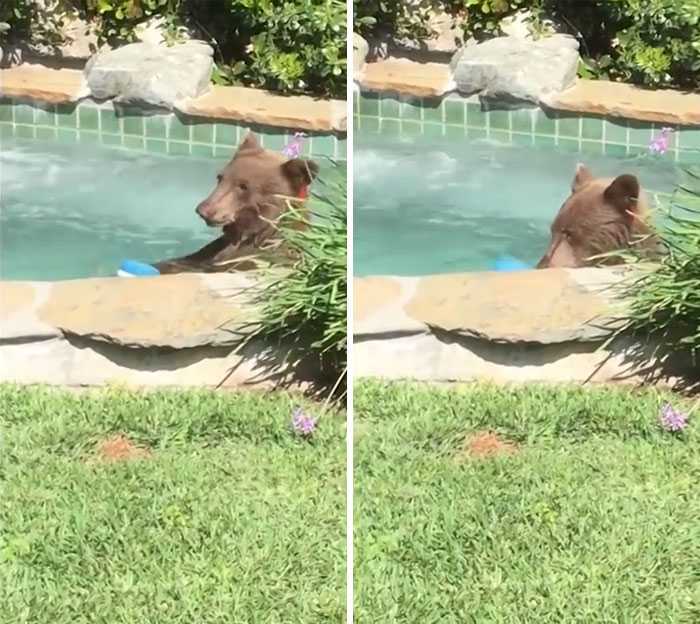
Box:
left=0, top=385, right=345, bottom=623
left=355, top=381, right=700, bottom=623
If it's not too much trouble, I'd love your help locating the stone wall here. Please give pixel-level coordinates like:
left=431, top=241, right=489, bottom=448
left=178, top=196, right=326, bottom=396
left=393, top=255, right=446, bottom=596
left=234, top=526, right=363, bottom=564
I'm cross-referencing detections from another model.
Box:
left=0, top=274, right=319, bottom=390
left=354, top=268, right=696, bottom=389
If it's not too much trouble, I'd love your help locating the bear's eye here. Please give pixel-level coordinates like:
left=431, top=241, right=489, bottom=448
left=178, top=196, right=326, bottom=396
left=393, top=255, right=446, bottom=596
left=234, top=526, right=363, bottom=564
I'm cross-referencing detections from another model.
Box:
left=238, top=182, right=249, bottom=192
left=216, top=174, right=223, bottom=183
left=562, top=229, right=573, bottom=239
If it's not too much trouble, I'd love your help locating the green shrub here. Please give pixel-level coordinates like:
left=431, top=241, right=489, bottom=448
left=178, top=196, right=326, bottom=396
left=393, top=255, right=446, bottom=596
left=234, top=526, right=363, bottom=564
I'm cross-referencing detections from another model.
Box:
left=354, top=0, right=433, bottom=42
left=0, top=0, right=67, bottom=48
left=3, top=1, right=346, bottom=98
left=86, top=0, right=346, bottom=98
left=354, top=1, right=533, bottom=47
left=0, top=1, right=32, bottom=40
left=243, top=165, right=347, bottom=392
left=83, top=0, right=183, bottom=44
left=612, top=167, right=700, bottom=362
left=354, top=0, right=700, bottom=90
left=202, top=1, right=346, bottom=99
left=538, top=0, right=700, bottom=89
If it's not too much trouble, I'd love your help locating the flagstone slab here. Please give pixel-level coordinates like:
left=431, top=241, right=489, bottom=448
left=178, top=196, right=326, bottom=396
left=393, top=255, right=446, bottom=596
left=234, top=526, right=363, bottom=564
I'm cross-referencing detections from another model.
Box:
left=0, top=66, right=346, bottom=133
left=179, top=85, right=347, bottom=133
left=0, top=64, right=88, bottom=103
left=358, top=58, right=454, bottom=97
left=356, top=57, right=699, bottom=127
left=543, top=79, right=700, bottom=126
left=0, top=282, right=60, bottom=341
left=353, top=267, right=694, bottom=387
left=33, top=273, right=256, bottom=349
left=355, top=268, right=625, bottom=345
left=0, top=273, right=317, bottom=389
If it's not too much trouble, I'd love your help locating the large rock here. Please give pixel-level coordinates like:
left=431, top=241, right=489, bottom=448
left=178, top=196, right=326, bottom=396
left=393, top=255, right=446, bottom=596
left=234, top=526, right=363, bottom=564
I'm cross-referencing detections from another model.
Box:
left=353, top=33, right=369, bottom=78
left=450, top=35, right=579, bottom=103
left=85, top=40, right=213, bottom=109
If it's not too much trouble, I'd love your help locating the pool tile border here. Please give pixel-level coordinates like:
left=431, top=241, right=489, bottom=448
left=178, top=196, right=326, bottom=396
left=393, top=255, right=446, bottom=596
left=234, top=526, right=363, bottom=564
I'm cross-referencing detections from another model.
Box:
left=354, top=91, right=700, bottom=165
left=0, top=97, right=347, bottom=161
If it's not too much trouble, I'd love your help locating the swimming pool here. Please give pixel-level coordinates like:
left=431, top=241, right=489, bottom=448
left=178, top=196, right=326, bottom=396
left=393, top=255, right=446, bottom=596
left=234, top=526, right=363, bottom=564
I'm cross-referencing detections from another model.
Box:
left=0, top=137, right=341, bottom=281
left=354, top=132, right=679, bottom=276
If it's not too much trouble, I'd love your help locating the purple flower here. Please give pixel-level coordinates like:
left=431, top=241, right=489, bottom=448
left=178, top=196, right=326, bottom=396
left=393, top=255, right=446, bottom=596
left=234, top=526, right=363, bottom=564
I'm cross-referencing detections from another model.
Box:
left=282, top=132, right=306, bottom=159
left=659, top=403, right=689, bottom=432
left=649, top=127, right=674, bottom=155
left=291, top=407, right=317, bottom=438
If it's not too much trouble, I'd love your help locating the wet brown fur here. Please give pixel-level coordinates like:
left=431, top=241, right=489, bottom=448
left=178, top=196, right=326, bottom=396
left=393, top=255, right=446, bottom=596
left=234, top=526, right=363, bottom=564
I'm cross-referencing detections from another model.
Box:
left=537, top=164, right=660, bottom=269
left=154, top=132, right=318, bottom=274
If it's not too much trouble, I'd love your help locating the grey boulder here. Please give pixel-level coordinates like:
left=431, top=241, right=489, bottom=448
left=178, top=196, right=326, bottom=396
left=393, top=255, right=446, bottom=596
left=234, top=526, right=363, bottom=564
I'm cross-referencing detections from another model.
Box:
left=85, top=40, right=213, bottom=109
left=450, top=35, right=579, bottom=103
left=353, top=32, right=369, bottom=77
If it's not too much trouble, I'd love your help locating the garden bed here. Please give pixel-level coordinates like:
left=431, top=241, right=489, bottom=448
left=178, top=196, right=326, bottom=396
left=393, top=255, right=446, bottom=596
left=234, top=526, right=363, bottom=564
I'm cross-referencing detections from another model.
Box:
left=0, top=384, right=345, bottom=622
left=355, top=380, right=699, bottom=622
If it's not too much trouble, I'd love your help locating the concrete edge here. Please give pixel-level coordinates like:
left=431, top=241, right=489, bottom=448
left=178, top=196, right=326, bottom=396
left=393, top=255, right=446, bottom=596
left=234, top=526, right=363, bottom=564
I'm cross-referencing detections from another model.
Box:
left=0, top=66, right=347, bottom=134
left=0, top=273, right=260, bottom=350
left=353, top=267, right=627, bottom=346
left=356, top=59, right=700, bottom=127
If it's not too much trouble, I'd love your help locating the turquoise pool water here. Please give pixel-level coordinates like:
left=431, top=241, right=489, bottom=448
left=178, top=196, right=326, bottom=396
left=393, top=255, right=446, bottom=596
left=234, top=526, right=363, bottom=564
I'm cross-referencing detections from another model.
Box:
left=354, top=132, right=680, bottom=276
left=0, top=138, right=342, bottom=281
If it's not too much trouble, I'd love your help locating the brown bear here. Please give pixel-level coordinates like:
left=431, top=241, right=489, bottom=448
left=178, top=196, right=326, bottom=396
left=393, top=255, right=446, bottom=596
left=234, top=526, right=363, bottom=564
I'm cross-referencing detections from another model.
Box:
left=154, top=132, right=319, bottom=274
left=536, top=163, right=660, bottom=269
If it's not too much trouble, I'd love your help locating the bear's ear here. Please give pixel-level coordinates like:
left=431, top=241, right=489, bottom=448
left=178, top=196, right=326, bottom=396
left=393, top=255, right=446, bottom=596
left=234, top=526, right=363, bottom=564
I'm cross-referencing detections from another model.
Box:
left=237, top=132, right=261, bottom=153
left=281, top=158, right=319, bottom=193
left=604, top=174, right=640, bottom=214
left=572, top=163, right=593, bottom=193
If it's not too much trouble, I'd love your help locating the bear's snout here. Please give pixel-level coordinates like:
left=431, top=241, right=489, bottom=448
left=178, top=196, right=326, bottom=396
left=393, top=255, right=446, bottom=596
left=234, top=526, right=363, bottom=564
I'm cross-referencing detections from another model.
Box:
left=196, top=201, right=220, bottom=226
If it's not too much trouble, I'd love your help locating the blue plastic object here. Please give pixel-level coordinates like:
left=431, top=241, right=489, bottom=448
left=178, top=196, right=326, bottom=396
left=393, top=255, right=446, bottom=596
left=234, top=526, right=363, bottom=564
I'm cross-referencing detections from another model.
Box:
left=118, top=259, right=160, bottom=277
left=492, top=256, right=530, bottom=272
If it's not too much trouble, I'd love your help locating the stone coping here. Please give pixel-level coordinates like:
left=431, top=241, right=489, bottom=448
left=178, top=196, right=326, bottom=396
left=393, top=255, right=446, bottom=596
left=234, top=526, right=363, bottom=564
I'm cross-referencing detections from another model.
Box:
left=357, top=58, right=700, bottom=127
left=181, top=85, right=346, bottom=133
left=0, top=273, right=259, bottom=350
left=0, top=65, right=347, bottom=133
left=3, top=268, right=626, bottom=351
left=354, top=268, right=627, bottom=345
left=542, top=79, right=700, bottom=127
left=358, top=58, right=454, bottom=98
left=0, top=63, right=90, bottom=103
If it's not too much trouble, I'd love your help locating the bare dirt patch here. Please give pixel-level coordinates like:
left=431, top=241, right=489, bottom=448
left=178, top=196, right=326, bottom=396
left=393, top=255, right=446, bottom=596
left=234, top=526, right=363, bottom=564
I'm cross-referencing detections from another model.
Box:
left=94, top=435, right=151, bottom=463
left=457, top=431, right=518, bottom=461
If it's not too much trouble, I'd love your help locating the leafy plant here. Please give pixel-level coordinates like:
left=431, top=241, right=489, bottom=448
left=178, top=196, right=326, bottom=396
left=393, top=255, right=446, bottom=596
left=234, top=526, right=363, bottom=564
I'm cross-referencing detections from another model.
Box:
left=610, top=167, right=700, bottom=362
left=0, top=1, right=32, bottom=42
left=456, top=0, right=536, bottom=40
left=240, top=164, right=347, bottom=394
left=538, top=0, right=700, bottom=89
left=84, top=0, right=185, bottom=45
left=0, top=0, right=68, bottom=49
left=4, top=0, right=346, bottom=98
left=214, top=0, right=347, bottom=98
left=90, top=0, right=346, bottom=98
left=353, top=0, right=434, bottom=43
left=354, top=0, right=700, bottom=89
